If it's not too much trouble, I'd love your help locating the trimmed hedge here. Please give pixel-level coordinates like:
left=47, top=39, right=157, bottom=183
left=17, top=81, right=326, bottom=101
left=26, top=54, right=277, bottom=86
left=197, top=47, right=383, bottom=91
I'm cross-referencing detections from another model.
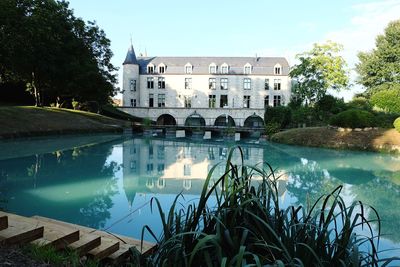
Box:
left=394, top=117, right=400, bottom=133
left=330, top=109, right=376, bottom=128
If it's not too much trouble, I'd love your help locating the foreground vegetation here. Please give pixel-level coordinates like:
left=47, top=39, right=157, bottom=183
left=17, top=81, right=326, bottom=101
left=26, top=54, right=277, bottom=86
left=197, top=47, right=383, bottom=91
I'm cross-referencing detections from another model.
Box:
left=0, top=106, right=131, bottom=139
left=133, top=147, right=396, bottom=266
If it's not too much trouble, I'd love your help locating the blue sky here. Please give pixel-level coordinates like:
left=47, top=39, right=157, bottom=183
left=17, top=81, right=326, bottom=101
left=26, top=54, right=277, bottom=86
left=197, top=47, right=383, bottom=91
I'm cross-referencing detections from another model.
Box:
left=67, top=0, right=400, bottom=100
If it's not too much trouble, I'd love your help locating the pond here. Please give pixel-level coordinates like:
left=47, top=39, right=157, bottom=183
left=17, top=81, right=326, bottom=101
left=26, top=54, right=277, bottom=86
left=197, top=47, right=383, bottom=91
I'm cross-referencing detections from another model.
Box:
left=0, top=134, right=399, bottom=259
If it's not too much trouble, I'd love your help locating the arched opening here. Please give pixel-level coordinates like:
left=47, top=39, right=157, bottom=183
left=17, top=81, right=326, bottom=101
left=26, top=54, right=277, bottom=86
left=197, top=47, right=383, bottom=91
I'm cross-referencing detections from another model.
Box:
left=214, top=115, right=235, bottom=127
left=157, top=114, right=176, bottom=126
left=244, top=114, right=264, bottom=128
left=185, top=113, right=206, bottom=127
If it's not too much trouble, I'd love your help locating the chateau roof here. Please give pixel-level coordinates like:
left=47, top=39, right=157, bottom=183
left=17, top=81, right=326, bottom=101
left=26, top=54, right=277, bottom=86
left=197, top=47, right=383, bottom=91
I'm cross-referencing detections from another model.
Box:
left=123, top=45, right=138, bottom=65
left=136, top=56, right=290, bottom=75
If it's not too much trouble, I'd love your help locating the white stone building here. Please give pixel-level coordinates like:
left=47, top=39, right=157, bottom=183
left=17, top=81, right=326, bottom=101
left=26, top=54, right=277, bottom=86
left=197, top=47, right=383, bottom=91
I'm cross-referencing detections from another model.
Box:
left=119, top=45, right=291, bottom=127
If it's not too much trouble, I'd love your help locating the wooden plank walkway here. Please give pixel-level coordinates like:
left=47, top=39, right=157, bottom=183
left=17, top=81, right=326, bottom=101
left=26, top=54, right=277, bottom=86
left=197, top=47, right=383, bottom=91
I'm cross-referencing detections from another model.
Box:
left=0, top=211, right=156, bottom=263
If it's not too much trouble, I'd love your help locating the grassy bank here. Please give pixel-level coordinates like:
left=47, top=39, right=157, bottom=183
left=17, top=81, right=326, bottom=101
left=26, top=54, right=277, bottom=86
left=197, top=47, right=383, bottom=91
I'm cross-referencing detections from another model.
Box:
left=0, top=106, right=131, bottom=139
left=271, top=127, right=400, bottom=153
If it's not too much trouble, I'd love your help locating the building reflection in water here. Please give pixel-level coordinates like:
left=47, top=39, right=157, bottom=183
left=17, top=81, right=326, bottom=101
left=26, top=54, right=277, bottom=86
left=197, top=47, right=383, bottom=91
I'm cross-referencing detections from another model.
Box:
left=122, top=138, right=288, bottom=207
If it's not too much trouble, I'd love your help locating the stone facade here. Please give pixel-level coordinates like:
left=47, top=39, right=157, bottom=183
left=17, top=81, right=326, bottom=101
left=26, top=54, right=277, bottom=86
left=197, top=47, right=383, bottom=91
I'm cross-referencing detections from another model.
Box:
left=120, top=45, right=291, bottom=127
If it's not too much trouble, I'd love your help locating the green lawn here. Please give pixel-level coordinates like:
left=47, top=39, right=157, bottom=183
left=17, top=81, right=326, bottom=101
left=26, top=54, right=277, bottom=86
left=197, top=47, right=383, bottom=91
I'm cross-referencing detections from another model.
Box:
left=0, top=106, right=131, bottom=138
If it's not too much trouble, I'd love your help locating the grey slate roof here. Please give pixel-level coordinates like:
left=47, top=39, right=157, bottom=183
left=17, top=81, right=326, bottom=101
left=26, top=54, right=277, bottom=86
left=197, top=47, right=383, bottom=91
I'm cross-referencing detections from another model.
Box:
left=123, top=45, right=138, bottom=65
left=136, top=56, right=290, bottom=75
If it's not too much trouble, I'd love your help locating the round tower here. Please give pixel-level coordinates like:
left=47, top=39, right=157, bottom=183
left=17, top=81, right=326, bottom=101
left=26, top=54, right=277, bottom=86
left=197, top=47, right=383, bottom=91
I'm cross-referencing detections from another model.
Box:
left=122, top=45, right=140, bottom=107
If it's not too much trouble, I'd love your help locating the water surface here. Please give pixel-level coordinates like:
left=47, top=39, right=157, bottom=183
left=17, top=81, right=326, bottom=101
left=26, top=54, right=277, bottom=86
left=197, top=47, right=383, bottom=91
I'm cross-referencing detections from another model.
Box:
left=0, top=134, right=399, bottom=259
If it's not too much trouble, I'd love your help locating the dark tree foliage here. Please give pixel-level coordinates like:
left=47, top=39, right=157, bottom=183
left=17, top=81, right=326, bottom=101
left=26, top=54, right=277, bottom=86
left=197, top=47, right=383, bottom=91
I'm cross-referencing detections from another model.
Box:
left=0, top=0, right=117, bottom=106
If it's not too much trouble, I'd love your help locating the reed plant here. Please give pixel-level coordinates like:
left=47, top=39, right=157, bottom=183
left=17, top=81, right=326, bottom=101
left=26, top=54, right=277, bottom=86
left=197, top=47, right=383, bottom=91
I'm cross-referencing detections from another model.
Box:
left=133, top=147, right=397, bottom=266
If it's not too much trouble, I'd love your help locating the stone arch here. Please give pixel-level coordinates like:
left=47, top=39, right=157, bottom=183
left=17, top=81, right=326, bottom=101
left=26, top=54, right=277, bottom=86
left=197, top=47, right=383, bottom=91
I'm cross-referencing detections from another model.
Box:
left=156, top=114, right=176, bottom=126
left=214, top=115, right=236, bottom=127
left=244, top=114, right=264, bottom=128
left=185, top=113, right=206, bottom=127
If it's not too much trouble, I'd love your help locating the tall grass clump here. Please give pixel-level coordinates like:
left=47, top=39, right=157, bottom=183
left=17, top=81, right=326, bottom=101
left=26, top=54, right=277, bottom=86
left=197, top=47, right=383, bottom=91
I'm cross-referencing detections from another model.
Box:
left=134, top=147, right=396, bottom=266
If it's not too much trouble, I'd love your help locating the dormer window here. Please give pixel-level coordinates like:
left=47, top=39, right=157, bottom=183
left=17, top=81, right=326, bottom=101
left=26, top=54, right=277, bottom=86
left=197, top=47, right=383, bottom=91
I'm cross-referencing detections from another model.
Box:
left=221, top=63, right=229, bottom=74
left=185, top=63, right=193, bottom=74
left=244, top=63, right=252, bottom=75
left=158, top=63, right=166, bottom=74
left=147, top=64, right=155, bottom=74
left=209, top=63, right=217, bottom=74
left=274, top=64, right=282, bottom=75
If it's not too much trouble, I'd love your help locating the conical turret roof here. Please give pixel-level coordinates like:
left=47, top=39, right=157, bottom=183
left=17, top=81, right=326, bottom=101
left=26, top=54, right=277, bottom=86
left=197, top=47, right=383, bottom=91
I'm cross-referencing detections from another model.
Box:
left=123, top=45, right=138, bottom=65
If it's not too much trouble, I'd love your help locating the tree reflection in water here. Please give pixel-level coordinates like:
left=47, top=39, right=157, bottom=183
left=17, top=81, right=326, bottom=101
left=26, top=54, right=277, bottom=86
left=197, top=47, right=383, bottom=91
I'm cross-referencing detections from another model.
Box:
left=0, top=140, right=119, bottom=229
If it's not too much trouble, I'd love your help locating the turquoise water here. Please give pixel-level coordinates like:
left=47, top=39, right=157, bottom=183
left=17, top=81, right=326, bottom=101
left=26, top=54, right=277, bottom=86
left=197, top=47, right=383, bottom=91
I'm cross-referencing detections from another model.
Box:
left=0, top=134, right=399, bottom=259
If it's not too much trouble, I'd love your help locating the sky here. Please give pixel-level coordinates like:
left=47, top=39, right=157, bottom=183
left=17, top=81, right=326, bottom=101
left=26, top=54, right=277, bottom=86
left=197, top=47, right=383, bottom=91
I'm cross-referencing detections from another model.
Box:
left=66, top=0, right=400, bottom=101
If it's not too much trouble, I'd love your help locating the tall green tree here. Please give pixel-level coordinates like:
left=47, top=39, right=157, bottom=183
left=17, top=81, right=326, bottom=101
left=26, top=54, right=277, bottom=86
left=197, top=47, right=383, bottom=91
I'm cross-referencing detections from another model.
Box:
left=0, top=0, right=117, bottom=106
left=356, top=20, right=400, bottom=93
left=289, top=41, right=349, bottom=105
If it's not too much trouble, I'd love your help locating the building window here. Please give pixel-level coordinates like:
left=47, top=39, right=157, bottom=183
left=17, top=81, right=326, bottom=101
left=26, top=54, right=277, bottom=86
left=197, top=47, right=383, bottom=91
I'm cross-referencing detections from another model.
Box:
left=220, top=95, right=228, bottom=107
left=209, top=65, right=217, bottom=74
left=220, top=78, right=228, bottom=90
left=130, top=99, right=134, bottom=107
left=265, top=79, right=270, bottom=90
left=129, top=79, right=136, bottom=91
left=244, top=65, right=251, bottom=74
left=185, top=78, right=192, bottom=89
left=184, top=96, right=191, bottom=108
left=146, top=163, right=153, bottom=173
left=147, top=65, right=154, bottom=74
left=158, top=77, right=165, bottom=89
left=208, top=95, right=216, bottom=108
left=273, top=95, right=281, bottom=107
left=185, top=65, right=192, bottom=74
left=157, top=146, right=165, bottom=159
left=221, top=65, right=229, bottom=74
left=158, top=94, right=165, bottom=107
left=243, top=78, right=251, bottom=90
left=274, top=79, right=281, bottom=90
left=209, top=78, right=216, bottom=90
left=149, top=94, right=154, bottom=107
left=157, top=164, right=165, bottom=175
left=159, top=65, right=165, bottom=73
left=130, top=99, right=137, bottom=107
left=264, top=95, right=269, bottom=108
left=147, top=77, right=154, bottom=89
left=275, top=66, right=281, bottom=75
left=243, top=95, right=250, bottom=108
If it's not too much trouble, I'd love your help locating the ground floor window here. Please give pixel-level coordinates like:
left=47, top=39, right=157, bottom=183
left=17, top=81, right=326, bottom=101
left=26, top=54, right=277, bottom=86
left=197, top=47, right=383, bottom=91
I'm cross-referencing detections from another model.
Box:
left=243, top=95, right=250, bottom=108
left=209, top=95, right=216, bottom=108
left=184, top=96, right=191, bottom=108
left=149, top=94, right=154, bottom=107
left=264, top=95, right=269, bottom=108
left=158, top=94, right=165, bottom=107
left=220, top=95, right=228, bottom=107
left=273, top=95, right=281, bottom=107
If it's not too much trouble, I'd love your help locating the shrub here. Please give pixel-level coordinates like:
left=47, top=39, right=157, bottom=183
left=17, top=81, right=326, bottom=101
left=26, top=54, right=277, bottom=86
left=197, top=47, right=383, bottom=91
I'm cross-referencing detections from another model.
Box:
left=100, top=104, right=142, bottom=122
left=265, top=122, right=280, bottom=135
left=330, top=109, right=376, bottom=128
left=134, top=147, right=389, bottom=266
left=394, top=117, right=400, bottom=133
left=264, top=106, right=291, bottom=129
left=315, top=94, right=346, bottom=114
left=370, top=87, right=400, bottom=113
left=291, top=106, right=314, bottom=126
left=347, top=96, right=372, bottom=111
left=374, top=112, right=400, bottom=128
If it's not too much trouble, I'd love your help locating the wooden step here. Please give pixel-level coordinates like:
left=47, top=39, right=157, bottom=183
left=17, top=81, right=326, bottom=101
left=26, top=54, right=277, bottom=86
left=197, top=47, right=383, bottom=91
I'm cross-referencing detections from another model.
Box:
left=0, top=215, right=7, bottom=230
left=32, top=216, right=120, bottom=260
left=87, top=238, right=119, bottom=260
left=0, top=212, right=44, bottom=245
left=0, top=213, right=79, bottom=250
left=107, top=243, right=134, bottom=262
left=68, top=235, right=101, bottom=256
left=32, top=216, right=155, bottom=256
